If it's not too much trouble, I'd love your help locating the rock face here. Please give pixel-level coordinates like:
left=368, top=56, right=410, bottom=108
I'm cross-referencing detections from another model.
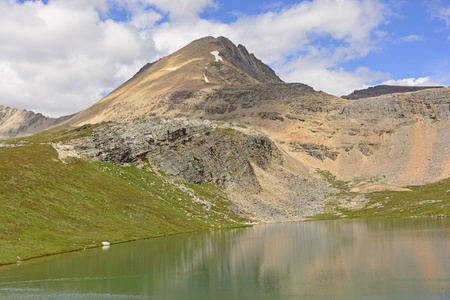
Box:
left=342, top=85, right=444, bottom=100
left=0, top=106, right=74, bottom=139
left=71, top=118, right=278, bottom=192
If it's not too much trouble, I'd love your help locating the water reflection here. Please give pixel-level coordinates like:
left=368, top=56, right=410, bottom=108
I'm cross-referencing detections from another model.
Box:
left=0, top=219, right=449, bottom=299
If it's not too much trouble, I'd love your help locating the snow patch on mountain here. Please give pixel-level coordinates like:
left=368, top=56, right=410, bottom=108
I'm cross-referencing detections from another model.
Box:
left=210, top=51, right=223, bottom=62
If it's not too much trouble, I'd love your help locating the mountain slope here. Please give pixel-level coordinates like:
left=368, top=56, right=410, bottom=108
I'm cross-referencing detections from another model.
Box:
left=0, top=105, right=74, bottom=139
left=2, top=120, right=448, bottom=265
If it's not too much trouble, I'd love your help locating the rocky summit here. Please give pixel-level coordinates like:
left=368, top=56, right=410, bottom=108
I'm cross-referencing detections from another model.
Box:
left=66, top=36, right=282, bottom=127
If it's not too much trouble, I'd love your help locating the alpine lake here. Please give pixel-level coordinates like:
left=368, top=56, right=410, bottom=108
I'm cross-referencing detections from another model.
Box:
left=0, top=218, right=449, bottom=299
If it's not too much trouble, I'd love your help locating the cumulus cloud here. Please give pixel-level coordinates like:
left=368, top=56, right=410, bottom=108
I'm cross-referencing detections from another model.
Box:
left=0, top=0, right=158, bottom=117
left=115, top=0, right=218, bottom=22
left=0, top=0, right=393, bottom=116
left=281, top=60, right=390, bottom=96
left=381, top=77, right=444, bottom=86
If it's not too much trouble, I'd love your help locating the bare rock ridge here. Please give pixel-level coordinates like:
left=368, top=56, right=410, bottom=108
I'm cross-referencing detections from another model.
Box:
left=0, top=105, right=75, bottom=139
left=213, top=36, right=282, bottom=84
left=342, top=84, right=444, bottom=100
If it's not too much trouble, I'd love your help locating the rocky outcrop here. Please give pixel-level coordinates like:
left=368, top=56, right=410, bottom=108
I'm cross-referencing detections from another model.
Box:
left=157, top=82, right=342, bottom=120
left=342, top=85, right=444, bottom=100
left=0, top=106, right=75, bottom=139
left=70, top=118, right=279, bottom=192
left=288, top=142, right=339, bottom=161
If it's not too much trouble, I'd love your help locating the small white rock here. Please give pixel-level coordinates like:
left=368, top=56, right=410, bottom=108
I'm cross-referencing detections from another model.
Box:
left=102, top=241, right=110, bottom=246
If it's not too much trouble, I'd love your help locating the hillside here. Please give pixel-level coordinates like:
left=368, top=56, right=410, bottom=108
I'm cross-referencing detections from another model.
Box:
left=0, top=124, right=249, bottom=264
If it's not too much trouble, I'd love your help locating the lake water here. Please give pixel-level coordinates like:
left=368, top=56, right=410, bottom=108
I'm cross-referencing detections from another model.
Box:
left=0, top=218, right=449, bottom=299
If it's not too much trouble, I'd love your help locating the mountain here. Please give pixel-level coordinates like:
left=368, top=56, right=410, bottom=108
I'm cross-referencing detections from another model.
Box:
left=67, top=36, right=282, bottom=126
left=0, top=105, right=75, bottom=139
left=60, top=36, right=450, bottom=188
left=342, top=85, right=444, bottom=100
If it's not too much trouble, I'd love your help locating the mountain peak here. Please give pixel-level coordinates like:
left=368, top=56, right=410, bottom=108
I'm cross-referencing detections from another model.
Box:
left=133, top=35, right=282, bottom=89
left=66, top=36, right=283, bottom=126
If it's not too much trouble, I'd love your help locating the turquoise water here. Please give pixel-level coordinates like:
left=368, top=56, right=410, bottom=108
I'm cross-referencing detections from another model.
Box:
left=0, top=218, right=449, bottom=299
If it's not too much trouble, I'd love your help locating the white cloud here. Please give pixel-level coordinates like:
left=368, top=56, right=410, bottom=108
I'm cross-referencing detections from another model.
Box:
left=437, top=5, right=450, bottom=25
left=399, top=35, right=423, bottom=42
left=172, top=0, right=389, bottom=65
left=116, top=0, right=218, bottom=21
left=0, top=0, right=155, bottom=117
left=427, top=1, right=450, bottom=27
left=280, top=58, right=390, bottom=96
left=381, top=77, right=443, bottom=86
left=0, top=0, right=394, bottom=117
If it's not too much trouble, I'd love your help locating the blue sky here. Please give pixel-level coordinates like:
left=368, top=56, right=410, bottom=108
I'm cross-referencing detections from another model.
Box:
left=1, top=0, right=449, bottom=117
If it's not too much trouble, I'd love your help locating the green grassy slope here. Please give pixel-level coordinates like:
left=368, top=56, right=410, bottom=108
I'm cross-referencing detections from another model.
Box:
left=311, top=171, right=450, bottom=220
left=346, top=178, right=450, bottom=218
left=0, top=142, right=246, bottom=265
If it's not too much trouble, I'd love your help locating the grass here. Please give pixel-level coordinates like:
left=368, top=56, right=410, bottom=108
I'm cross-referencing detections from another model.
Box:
left=213, top=127, right=238, bottom=136
left=316, top=169, right=350, bottom=191
left=0, top=141, right=247, bottom=265
left=3, top=124, right=104, bottom=145
left=310, top=176, right=450, bottom=220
